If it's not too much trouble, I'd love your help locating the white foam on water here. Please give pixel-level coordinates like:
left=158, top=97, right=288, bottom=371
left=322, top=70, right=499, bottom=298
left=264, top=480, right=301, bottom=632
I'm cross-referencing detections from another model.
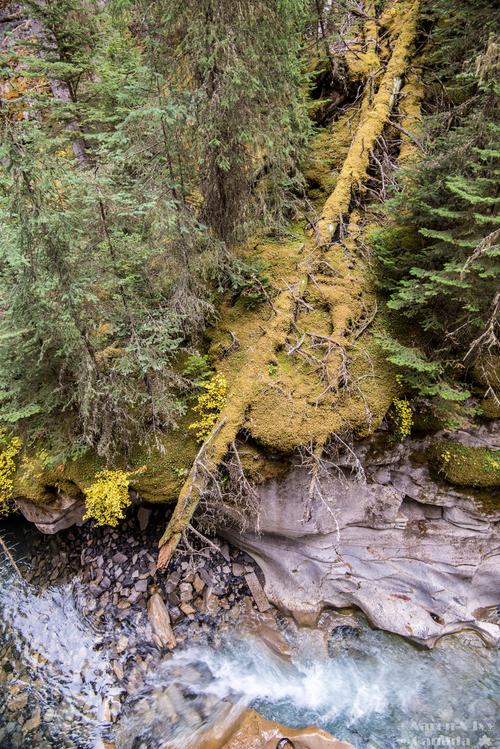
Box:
left=118, top=629, right=500, bottom=749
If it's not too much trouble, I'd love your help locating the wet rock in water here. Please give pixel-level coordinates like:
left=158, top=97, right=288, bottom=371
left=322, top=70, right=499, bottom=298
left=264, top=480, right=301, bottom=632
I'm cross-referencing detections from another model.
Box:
left=22, top=707, right=41, bottom=734
left=147, top=592, right=177, bottom=649
left=6, top=692, right=28, bottom=712
left=112, top=660, right=124, bottom=680
left=116, top=635, right=128, bottom=654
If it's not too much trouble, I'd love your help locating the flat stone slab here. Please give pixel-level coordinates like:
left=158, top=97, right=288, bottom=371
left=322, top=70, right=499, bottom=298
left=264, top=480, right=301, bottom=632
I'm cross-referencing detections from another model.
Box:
left=244, top=572, right=272, bottom=613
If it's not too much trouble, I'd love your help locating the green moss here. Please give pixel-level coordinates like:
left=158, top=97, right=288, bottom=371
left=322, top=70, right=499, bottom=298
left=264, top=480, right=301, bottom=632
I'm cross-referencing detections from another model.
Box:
left=428, top=441, right=500, bottom=488
left=13, top=414, right=198, bottom=507
left=128, top=421, right=198, bottom=502
left=480, top=396, right=500, bottom=420
left=238, top=442, right=289, bottom=483
left=304, top=111, right=359, bottom=207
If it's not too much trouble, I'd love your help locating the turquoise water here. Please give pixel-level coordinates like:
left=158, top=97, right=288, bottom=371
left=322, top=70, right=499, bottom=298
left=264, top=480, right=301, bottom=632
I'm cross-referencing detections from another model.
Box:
left=134, top=629, right=499, bottom=749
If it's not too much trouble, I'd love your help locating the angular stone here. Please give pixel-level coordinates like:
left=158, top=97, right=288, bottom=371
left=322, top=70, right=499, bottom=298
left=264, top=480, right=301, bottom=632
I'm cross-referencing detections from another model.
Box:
left=22, top=708, right=41, bottom=734
left=202, top=587, right=220, bottom=616
left=199, top=567, right=214, bottom=586
left=16, top=492, right=85, bottom=534
left=244, top=572, right=271, bottom=613
left=137, top=507, right=152, bottom=532
left=112, top=660, right=124, bottom=680
left=147, top=592, right=176, bottom=649
left=134, top=578, right=148, bottom=593
left=116, top=636, right=128, bottom=654
left=179, top=582, right=193, bottom=602
left=128, top=590, right=141, bottom=604
left=193, top=574, right=205, bottom=594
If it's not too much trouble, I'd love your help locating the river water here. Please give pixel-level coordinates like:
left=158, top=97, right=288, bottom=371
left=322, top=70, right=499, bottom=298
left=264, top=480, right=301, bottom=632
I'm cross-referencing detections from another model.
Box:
left=1, top=517, right=499, bottom=749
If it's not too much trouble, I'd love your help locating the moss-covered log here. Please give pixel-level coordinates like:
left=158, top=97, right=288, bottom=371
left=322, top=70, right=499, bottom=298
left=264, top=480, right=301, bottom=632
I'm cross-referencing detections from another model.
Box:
left=316, top=0, right=420, bottom=246
left=157, top=0, right=422, bottom=568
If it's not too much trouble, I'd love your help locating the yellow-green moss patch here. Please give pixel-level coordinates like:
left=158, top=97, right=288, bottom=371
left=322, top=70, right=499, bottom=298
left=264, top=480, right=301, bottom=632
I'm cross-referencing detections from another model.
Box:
left=479, top=396, right=500, bottom=420
left=428, top=442, right=500, bottom=488
left=13, top=414, right=199, bottom=508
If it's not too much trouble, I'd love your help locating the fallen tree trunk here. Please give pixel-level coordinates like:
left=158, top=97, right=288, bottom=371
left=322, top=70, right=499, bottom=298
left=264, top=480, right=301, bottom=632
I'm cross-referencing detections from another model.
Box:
left=157, top=0, right=421, bottom=569
left=158, top=273, right=299, bottom=567
left=315, top=0, right=420, bottom=246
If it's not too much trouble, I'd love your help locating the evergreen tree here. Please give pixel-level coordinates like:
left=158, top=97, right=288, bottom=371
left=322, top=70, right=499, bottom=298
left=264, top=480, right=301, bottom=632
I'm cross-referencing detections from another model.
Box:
left=0, top=1, right=216, bottom=456
left=373, top=0, right=500, bottom=411
left=0, top=0, right=310, bottom=456
left=136, top=0, right=310, bottom=243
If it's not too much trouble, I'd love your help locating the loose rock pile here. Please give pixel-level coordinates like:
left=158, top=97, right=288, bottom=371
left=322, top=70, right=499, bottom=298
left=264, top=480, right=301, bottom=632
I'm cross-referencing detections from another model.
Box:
left=0, top=506, right=271, bottom=748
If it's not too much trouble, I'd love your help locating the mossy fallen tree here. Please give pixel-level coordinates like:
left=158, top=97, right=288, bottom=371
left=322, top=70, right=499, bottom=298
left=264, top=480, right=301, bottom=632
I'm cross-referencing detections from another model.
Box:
left=157, top=0, right=422, bottom=568
left=315, top=0, right=420, bottom=246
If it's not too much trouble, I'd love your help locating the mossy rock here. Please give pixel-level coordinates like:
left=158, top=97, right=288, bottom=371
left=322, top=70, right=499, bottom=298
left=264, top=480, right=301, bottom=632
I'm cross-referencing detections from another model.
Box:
left=479, top=396, right=500, bottom=420
left=13, top=416, right=198, bottom=507
left=238, top=442, right=289, bottom=484
left=412, top=402, right=469, bottom=433
left=427, top=441, right=500, bottom=488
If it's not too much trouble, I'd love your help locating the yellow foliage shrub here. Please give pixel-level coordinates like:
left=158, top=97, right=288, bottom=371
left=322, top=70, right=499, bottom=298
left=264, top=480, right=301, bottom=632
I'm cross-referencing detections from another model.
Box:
left=83, top=469, right=131, bottom=527
left=0, top=430, right=21, bottom=515
left=391, top=398, right=413, bottom=442
left=189, top=372, right=227, bottom=442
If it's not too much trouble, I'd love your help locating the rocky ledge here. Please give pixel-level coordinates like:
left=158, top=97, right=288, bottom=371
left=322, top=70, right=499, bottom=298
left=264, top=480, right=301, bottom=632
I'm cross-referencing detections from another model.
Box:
left=223, top=425, right=500, bottom=647
left=195, top=707, right=354, bottom=749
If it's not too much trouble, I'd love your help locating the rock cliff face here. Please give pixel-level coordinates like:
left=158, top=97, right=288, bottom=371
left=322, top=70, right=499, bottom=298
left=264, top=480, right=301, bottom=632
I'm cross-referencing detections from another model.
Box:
left=223, top=425, right=500, bottom=647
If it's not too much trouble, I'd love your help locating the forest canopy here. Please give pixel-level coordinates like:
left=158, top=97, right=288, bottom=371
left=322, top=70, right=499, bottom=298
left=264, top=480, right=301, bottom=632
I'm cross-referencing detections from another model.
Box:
left=0, top=0, right=498, bottom=472
left=0, top=0, right=309, bottom=458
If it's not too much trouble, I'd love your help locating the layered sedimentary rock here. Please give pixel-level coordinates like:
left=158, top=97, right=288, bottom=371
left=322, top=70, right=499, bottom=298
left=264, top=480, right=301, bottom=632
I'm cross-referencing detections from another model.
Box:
left=15, top=492, right=85, bottom=534
left=223, top=427, right=500, bottom=647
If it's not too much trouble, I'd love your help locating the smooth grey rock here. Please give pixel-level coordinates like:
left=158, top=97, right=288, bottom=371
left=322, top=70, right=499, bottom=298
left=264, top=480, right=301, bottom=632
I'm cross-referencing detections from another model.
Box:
left=223, top=428, right=500, bottom=647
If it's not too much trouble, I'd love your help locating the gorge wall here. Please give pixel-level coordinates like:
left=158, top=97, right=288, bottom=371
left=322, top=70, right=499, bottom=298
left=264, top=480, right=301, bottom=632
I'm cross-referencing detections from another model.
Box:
left=222, top=425, right=500, bottom=647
